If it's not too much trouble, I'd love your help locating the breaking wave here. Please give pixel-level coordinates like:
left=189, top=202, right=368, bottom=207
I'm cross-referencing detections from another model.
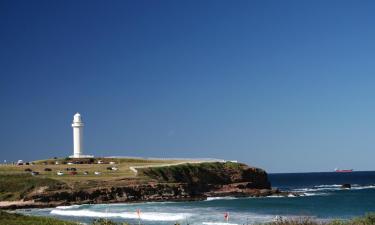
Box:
left=55, top=205, right=81, bottom=210
left=50, top=209, right=191, bottom=221
left=293, top=184, right=375, bottom=193
left=205, top=196, right=238, bottom=201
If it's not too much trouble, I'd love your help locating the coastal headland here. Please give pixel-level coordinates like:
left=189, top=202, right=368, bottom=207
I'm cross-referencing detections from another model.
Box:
left=0, top=158, right=282, bottom=209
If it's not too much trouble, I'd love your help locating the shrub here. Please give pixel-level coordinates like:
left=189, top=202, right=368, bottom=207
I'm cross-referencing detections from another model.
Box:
left=92, top=218, right=131, bottom=225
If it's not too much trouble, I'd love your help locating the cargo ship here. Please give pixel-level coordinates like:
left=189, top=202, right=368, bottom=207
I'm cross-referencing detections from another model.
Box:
left=334, top=168, right=353, bottom=172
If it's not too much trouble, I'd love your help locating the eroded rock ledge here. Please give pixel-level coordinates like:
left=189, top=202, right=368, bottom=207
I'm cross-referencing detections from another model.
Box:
left=1, top=162, right=286, bottom=209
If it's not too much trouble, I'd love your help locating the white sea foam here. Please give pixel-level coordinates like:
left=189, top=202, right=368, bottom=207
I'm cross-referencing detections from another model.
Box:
left=55, top=205, right=80, bottom=210
left=301, top=192, right=327, bottom=196
left=205, top=196, right=238, bottom=201
left=293, top=184, right=375, bottom=193
left=351, top=185, right=375, bottom=190
left=315, top=184, right=342, bottom=188
left=266, top=195, right=284, bottom=198
left=50, top=209, right=191, bottom=221
left=266, top=192, right=326, bottom=198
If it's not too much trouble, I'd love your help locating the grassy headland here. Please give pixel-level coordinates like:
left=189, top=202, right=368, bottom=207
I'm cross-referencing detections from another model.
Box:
left=0, top=210, right=79, bottom=225
left=0, top=157, right=188, bottom=182
left=0, top=158, right=274, bottom=209
left=0, top=157, right=176, bottom=202
left=0, top=158, right=229, bottom=206
left=0, top=174, right=64, bottom=201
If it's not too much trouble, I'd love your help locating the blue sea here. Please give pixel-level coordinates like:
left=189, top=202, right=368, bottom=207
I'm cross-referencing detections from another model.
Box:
left=17, top=171, right=375, bottom=225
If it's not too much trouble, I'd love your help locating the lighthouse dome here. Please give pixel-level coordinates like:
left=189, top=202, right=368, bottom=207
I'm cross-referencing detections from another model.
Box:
left=73, top=112, right=82, bottom=122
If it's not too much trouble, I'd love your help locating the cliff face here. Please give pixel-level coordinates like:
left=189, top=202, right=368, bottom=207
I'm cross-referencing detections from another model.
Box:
left=139, top=162, right=271, bottom=195
left=3, top=162, right=275, bottom=209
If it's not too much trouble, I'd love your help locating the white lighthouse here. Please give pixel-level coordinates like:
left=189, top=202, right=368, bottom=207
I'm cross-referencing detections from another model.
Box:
left=70, top=112, right=94, bottom=158
left=72, top=113, right=84, bottom=158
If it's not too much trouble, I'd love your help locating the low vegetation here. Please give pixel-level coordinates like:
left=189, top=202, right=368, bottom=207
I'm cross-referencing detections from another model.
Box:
left=0, top=174, right=63, bottom=201
left=0, top=157, right=188, bottom=183
left=2, top=210, right=375, bottom=225
left=0, top=210, right=139, bottom=225
left=0, top=157, right=200, bottom=202
left=139, top=161, right=262, bottom=184
left=0, top=210, right=79, bottom=225
left=92, top=218, right=130, bottom=225
left=264, top=213, right=375, bottom=225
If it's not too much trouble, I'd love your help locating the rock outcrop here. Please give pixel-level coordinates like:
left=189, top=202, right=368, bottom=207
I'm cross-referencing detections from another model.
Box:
left=1, top=162, right=277, bottom=209
left=139, top=162, right=271, bottom=196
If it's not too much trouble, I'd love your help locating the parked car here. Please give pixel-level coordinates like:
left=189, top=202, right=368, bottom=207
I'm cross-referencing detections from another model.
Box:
left=24, top=168, right=32, bottom=172
left=97, top=160, right=104, bottom=164
left=57, top=171, right=64, bottom=176
left=111, top=167, right=119, bottom=171
left=70, top=171, right=77, bottom=175
left=44, top=168, right=52, bottom=171
left=83, top=171, right=89, bottom=175
left=106, top=167, right=112, bottom=170
left=31, top=171, right=39, bottom=176
left=94, top=171, right=101, bottom=175
left=67, top=162, right=74, bottom=165
left=109, top=161, right=116, bottom=165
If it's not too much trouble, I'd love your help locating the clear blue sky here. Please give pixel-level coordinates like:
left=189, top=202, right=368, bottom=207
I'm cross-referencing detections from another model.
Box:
left=1, top=0, right=375, bottom=173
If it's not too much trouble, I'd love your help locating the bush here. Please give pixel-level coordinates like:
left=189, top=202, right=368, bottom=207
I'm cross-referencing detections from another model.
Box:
left=92, top=218, right=130, bottom=225
left=263, top=213, right=375, bottom=225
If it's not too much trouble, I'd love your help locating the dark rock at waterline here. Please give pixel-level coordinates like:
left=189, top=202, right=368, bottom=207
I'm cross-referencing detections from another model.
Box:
left=341, top=183, right=351, bottom=189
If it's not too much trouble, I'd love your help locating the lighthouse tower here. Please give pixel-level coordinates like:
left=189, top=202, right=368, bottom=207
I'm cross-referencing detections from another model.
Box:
left=69, top=113, right=93, bottom=159
left=72, top=113, right=84, bottom=158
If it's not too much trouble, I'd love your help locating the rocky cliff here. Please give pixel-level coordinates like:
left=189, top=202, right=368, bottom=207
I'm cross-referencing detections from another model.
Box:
left=2, top=162, right=278, bottom=209
left=139, top=162, right=272, bottom=196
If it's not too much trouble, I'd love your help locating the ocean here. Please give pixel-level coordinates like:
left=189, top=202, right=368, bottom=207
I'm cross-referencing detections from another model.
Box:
left=17, top=171, right=375, bottom=225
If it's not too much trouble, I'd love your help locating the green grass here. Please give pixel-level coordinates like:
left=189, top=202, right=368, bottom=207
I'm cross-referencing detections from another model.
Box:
left=0, top=210, right=79, bottom=225
left=138, top=162, right=249, bottom=184
left=0, top=157, right=198, bottom=201
left=0, top=174, right=64, bottom=201
left=0, top=157, right=188, bottom=182
left=263, top=213, right=375, bottom=225
left=0, top=211, right=137, bottom=225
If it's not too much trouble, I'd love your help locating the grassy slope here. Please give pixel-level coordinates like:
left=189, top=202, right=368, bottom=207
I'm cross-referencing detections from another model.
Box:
left=0, top=174, right=63, bottom=201
left=0, top=158, right=187, bottom=182
left=0, top=157, right=197, bottom=201
left=0, top=211, right=79, bottom=225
